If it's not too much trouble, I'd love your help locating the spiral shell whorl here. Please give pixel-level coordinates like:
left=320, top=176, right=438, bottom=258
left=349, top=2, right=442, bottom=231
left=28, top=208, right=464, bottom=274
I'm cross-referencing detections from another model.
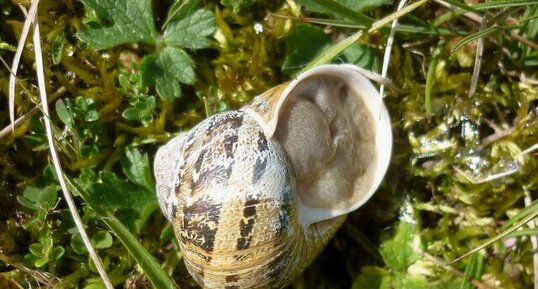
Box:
left=155, top=64, right=392, bottom=289
left=161, top=111, right=341, bottom=288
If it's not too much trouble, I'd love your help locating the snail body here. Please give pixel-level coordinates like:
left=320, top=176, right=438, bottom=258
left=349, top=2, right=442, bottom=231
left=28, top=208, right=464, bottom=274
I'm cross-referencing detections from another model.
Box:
left=154, top=64, right=392, bottom=288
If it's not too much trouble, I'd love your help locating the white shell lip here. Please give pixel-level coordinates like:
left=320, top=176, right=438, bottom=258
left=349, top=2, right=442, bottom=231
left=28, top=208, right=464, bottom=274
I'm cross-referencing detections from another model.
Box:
left=249, top=64, right=393, bottom=228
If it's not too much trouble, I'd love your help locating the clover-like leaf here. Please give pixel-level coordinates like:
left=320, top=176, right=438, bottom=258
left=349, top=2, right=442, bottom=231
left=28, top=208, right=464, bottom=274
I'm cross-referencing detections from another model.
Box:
left=121, top=95, right=156, bottom=126
left=91, top=231, right=113, bottom=249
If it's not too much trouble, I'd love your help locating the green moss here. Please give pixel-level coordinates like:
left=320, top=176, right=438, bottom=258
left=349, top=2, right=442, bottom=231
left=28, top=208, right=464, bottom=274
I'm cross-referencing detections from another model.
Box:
left=1, top=0, right=538, bottom=288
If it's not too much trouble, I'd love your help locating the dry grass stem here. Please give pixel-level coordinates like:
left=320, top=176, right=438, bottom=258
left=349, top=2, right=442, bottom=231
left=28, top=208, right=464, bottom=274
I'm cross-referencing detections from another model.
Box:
left=379, top=0, right=408, bottom=98
left=0, top=252, right=58, bottom=287
left=0, top=85, right=69, bottom=140
left=30, top=3, right=114, bottom=289
left=468, top=18, right=485, bottom=97
left=9, top=1, right=39, bottom=134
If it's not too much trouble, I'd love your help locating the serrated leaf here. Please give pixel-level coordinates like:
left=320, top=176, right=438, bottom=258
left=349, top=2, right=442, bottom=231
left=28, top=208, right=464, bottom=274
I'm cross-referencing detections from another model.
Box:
left=89, top=171, right=157, bottom=231
left=77, top=0, right=159, bottom=50
left=164, top=0, right=216, bottom=49
left=140, top=47, right=195, bottom=99
left=283, top=24, right=331, bottom=75
left=120, top=147, right=155, bottom=193
left=380, top=221, right=421, bottom=271
left=90, top=172, right=139, bottom=211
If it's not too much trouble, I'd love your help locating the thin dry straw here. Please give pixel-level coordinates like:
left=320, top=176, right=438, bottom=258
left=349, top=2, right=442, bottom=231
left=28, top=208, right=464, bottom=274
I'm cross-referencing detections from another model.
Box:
left=379, top=0, right=408, bottom=99
left=28, top=2, right=114, bottom=288
left=9, top=1, right=39, bottom=133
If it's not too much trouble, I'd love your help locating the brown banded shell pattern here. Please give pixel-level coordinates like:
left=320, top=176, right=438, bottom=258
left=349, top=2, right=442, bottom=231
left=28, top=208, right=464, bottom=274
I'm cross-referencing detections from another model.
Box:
left=159, top=111, right=345, bottom=288
left=154, top=64, right=392, bottom=289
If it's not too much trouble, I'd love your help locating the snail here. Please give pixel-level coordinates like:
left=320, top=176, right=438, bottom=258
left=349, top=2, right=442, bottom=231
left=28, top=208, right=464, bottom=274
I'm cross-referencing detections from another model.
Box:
left=154, top=64, right=392, bottom=289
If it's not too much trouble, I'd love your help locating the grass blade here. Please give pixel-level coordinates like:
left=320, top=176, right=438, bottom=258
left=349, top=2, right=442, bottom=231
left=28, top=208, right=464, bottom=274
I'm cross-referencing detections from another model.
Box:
left=441, top=0, right=481, bottom=14
left=68, top=178, right=177, bottom=289
left=500, top=198, right=538, bottom=230
left=450, top=208, right=538, bottom=264
left=369, top=0, right=429, bottom=33
left=101, top=214, right=176, bottom=289
left=450, top=25, right=507, bottom=53
left=473, top=0, right=538, bottom=10
left=459, top=253, right=484, bottom=289
left=301, top=30, right=364, bottom=72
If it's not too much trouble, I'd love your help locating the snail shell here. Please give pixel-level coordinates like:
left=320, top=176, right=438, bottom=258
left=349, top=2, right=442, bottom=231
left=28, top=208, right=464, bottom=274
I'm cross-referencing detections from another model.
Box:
left=154, top=64, right=392, bottom=289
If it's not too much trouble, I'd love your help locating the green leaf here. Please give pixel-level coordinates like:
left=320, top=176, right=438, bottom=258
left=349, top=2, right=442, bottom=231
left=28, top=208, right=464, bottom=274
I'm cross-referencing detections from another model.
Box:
left=18, top=185, right=59, bottom=211
left=282, top=24, right=331, bottom=75
left=51, top=32, right=65, bottom=65
left=71, top=233, right=88, bottom=254
left=220, top=0, right=255, bottom=12
left=24, top=117, right=49, bottom=151
left=352, top=266, right=391, bottom=289
left=56, top=99, right=74, bottom=129
left=74, top=96, right=100, bottom=122
left=91, top=231, right=113, bottom=249
left=163, top=0, right=216, bottom=49
left=296, top=0, right=375, bottom=26
left=69, top=176, right=175, bottom=289
left=473, top=0, right=538, bottom=10
left=52, top=246, right=65, bottom=260
left=121, top=95, right=156, bottom=126
left=22, top=253, right=40, bottom=267
left=341, top=43, right=381, bottom=72
left=77, top=0, right=159, bottom=50
left=29, top=243, right=44, bottom=256
left=459, top=254, right=484, bottom=289
left=390, top=272, right=429, bottom=289
left=380, top=221, right=421, bottom=271
left=450, top=26, right=507, bottom=53
left=140, top=47, right=195, bottom=99
left=101, top=214, right=174, bottom=289
left=120, top=147, right=155, bottom=193
left=425, top=44, right=442, bottom=120
left=34, top=256, right=50, bottom=268
left=301, top=29, right=363, bottom=72
left=89, top=171, right=157, bottom=231
left=89, top=172, right=141, bottom=211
